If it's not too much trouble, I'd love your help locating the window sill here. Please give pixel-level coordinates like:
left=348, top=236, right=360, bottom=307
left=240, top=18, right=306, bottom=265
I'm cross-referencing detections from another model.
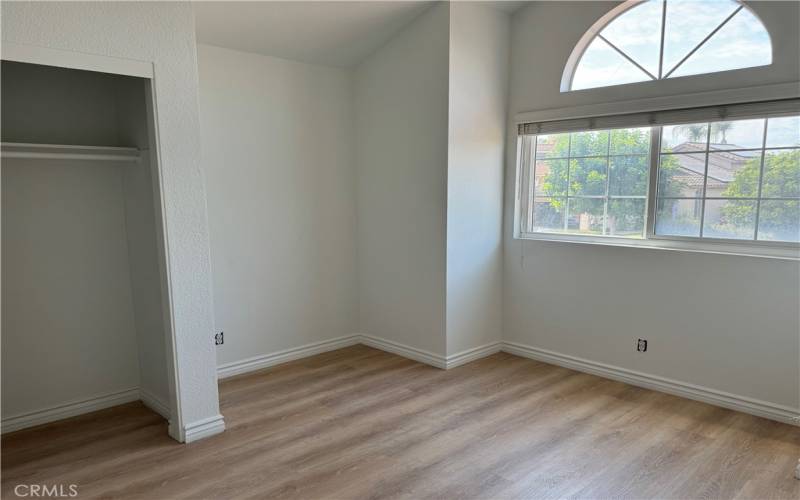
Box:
left=515, top=232, right=800, bottom=261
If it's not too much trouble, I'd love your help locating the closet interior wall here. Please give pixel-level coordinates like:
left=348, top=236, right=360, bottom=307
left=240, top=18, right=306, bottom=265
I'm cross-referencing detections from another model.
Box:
left=1, top=61, right=171, bottom=431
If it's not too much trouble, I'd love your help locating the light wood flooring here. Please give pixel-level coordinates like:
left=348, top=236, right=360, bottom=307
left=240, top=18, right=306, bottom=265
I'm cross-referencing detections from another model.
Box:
left=2, top=345, right=799, bottom=499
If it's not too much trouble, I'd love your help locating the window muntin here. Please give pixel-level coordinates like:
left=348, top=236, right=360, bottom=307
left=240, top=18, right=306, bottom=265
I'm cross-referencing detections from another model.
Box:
left=527, top=127, right=652, bottom=238
left=567, top=0, right=772, bottom=91
left=519, top=114, right=800, bottom=250
left=655, top=117, right=800, bottom=242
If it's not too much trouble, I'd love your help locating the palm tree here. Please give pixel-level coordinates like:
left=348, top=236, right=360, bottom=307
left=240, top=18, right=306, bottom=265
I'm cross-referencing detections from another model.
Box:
left=711, top=122, right=733, bottom=144
left=673, top=124, right=706, bottom=144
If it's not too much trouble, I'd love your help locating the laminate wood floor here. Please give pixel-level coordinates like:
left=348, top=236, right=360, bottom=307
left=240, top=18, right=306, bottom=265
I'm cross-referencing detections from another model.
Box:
left=3, top=345, right=799, bottom=499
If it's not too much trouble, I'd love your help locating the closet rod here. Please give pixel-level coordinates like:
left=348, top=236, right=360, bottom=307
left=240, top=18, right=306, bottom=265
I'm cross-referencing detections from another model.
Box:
left=1, top=142, right=141, bottom=162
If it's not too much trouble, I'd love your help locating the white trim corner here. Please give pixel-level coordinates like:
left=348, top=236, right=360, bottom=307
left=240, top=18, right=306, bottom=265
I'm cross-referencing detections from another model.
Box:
left=183, top=414, right=225, bottom=443
left=139, top=389, right=171, bottom=420
left=358, top=335, right=447, bottom=369
left=445, top=342, right=503, bottom=369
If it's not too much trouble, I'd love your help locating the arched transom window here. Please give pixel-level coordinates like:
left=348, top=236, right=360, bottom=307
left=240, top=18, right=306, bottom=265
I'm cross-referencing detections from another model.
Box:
left=563, top=0, right=772, bottom=91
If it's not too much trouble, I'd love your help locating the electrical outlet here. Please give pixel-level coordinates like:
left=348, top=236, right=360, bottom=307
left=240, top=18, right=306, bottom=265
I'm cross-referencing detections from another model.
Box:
left=637, top=338, right=647, bottom=352
left=215, top=332, right=224, bottom=346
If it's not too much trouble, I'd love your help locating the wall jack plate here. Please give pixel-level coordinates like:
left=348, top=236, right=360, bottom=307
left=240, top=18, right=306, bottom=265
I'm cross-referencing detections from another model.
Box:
left=637, top=338, right=647, bottom=352
left=215, top=332, right=224, bottom=346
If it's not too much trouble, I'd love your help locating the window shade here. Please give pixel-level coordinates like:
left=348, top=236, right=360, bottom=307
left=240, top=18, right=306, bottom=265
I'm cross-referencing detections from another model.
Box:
left=518, top=99, right=800, bottom=135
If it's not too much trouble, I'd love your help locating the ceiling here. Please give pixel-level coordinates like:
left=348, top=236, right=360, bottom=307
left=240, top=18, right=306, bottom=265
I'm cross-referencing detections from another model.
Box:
left=194, top=1, right=528, bottom=68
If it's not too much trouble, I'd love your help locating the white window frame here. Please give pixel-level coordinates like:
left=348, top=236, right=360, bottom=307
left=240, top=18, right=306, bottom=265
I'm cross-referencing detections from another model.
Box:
left=515, top=121, right=800, bottom=261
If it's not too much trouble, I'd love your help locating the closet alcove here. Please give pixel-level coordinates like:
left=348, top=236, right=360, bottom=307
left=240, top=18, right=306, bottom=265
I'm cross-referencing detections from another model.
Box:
left=1, top=60, right=174, bottom=434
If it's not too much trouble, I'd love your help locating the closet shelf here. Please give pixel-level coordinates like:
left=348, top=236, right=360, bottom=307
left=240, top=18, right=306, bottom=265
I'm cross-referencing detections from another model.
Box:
left=1, top=142, right=141, bottom=162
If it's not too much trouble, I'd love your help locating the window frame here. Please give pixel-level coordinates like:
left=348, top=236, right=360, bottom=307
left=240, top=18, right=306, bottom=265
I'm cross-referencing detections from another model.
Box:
left=515, top=121, right=800, bottom=260
left=560, top=0, right=773, bottom=93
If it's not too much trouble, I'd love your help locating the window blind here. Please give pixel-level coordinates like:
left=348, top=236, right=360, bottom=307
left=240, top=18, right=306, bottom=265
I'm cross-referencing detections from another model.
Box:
left=518, top=98, right=800, bottom=135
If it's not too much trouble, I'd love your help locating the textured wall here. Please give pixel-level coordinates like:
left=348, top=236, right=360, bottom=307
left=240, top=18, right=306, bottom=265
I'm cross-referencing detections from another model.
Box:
left=1, top=1, right=222, bottom=438
left=445, top=3, right=509, bottom=356
left=355, top=3, right=450, bottom=356
left=198, top=44, right=358, bottom=368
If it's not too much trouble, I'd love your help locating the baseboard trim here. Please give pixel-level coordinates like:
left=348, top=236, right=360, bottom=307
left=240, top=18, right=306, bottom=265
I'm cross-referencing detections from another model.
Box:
left=139, top=388, right=171, bottom=420
left=502, top=341, right=800, bottom=426
left=217, top=335, right=361, bottom=379
left=183, top=414, right=225, bottom=443
left=446, top=342, right=503, bottom=369
left=3, top=339, right=794, bottom=438
left=1, top=388, right=140, bottom=434
left=359, top=335, right=446, bottom=369
left=215, top=335, right=503, bottom=375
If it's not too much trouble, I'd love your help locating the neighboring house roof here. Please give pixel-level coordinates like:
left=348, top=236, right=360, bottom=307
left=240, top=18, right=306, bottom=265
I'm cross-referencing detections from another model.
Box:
left=670, top=142, right=757, bottom=189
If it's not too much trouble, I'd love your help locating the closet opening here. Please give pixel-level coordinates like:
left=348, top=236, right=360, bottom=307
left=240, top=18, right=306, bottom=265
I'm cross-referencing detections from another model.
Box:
left=1, top=60, right=178, bottom=438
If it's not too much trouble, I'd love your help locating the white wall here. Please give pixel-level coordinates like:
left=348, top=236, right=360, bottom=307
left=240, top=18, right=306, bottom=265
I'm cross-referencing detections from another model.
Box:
left=2, top=158, right=141, bottom=418
left=197, top=44, right=358, bottom=367
left=122, top=155, right=172, bottom=410
left=445, top=3, right=508, bottom=356
left=115, top=77, right=172, bottom=412
left=504, top=1, right=800, bottom=410
left=2, top=1, right=222, bottom=440
left=355, top=3, right=451, bottom=356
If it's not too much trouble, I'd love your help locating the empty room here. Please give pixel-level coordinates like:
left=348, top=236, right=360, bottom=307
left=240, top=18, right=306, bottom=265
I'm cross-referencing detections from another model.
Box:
left=1, top=1, right=799, bottom=499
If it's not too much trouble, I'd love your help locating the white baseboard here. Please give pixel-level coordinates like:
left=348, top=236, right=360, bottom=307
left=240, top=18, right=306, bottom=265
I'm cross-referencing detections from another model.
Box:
left=216, top=335, right=361, bottom=379
left=215, top=334, right=503, bottom=375
left=183, top=414, right=225, bottom=443
left=446, top=342, right=503, bottom=369
left=359, top=334, right=447, bottom=369
left=139, top=388, right=171, bottom=420
left=3, top=338, right=795, bottom=439
left=502, top=341, right=800, bottom=426
left=1, top=388, right=140, bottom=434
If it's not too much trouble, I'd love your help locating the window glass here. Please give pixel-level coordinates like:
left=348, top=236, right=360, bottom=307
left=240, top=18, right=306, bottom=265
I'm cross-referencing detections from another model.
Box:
left=765, top=117, right=800, bottom=148
left=654, top=116, right=800, bottom=242
left=758, top=200, right=800, bottom=242
left=609, top=155, right=649, bottom=196
left=702, top=199, right=756, bottom=240
left=567, top=0, right=771, bottom=91
left=600, top=0, right=663, bottom=77
left=662, top=0, right=740, bottom=73
left=532, top=198, right=566, bottom=233
left=661, top=123, right=708, bottom=151
left=572, top=37, right=651, bottom=91
left=528, top=127, right=651, bottom=238
left=667, top=7, right=772, bottom=78
left=708, top=119, right=764, bottom=150
left=520, top=115, right=800, bottom=248
left=658, top=153, right=706, bottom=197
left=761, top=150, right=800, bottom=198
left=655, top=198, right=702, bottom=237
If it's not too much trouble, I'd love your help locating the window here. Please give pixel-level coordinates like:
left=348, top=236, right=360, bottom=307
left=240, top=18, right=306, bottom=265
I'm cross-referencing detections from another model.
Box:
left=656, top=117, right=800, bottom=242
left=516, top=106, right=800, bottom=257
left=564, top=0, right=772, bottom=91
left=529, top=128, right=651, bottom=238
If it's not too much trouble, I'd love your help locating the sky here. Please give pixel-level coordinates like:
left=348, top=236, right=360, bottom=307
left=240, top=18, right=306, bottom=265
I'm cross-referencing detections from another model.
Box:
left=571, top=0, right=771, bottom=90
